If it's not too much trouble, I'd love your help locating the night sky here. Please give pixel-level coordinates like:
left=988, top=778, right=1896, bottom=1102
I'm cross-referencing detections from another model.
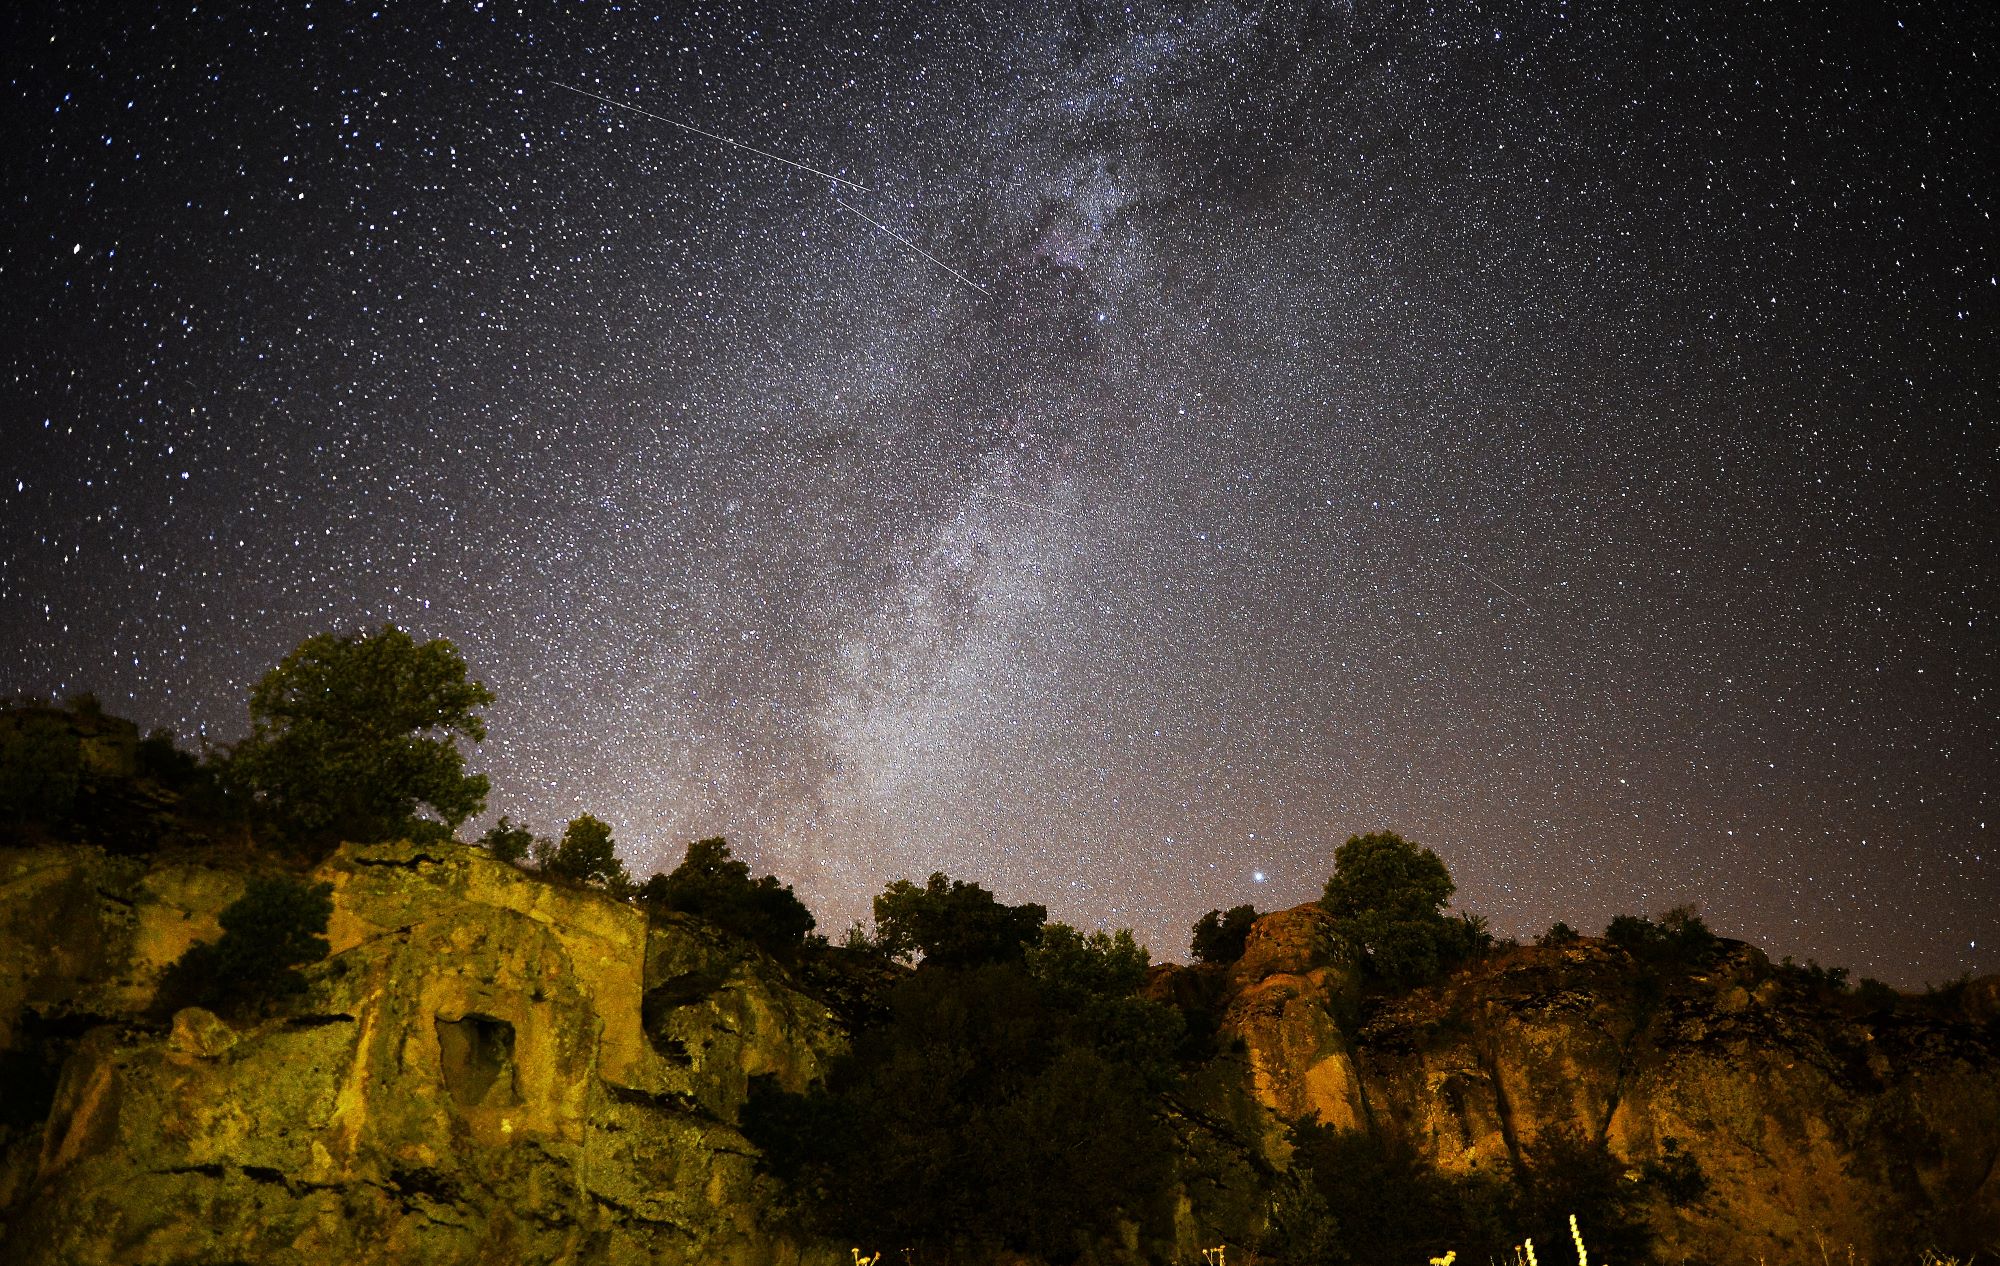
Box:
left=4, top=1, right=1995, bottom=984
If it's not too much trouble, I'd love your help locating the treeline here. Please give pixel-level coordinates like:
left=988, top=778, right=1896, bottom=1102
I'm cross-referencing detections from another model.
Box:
left=2, top=624, right=1945, bottom=1265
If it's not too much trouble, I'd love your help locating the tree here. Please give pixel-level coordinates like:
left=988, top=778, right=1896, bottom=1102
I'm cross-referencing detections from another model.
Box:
left=1190, top=904, right=1259, bottom=964
left=636, top=836, right=816, bottom=950
left=477, top=815, right=535, bottom=865
left=543, top=813, right=627, bottom=888
left=0, top=707, right=83, bottom=827
left=1027, top=923, right=1150, bottom=998
left=229, top=624, right=493, bottom=846
left=156, top=874, right=335, bottom=1016
left=871, top=872, right=1046, bottom=969
left=1320, top=831, right=1484, bottom=988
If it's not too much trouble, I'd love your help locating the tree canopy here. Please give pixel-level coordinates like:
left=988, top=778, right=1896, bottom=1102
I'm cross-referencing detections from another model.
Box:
left=1319, top=831, right=1486, bottom=988
left=229, top=624, right=493, bottom=846
left=1190, top=904, right=1259, bottom=964
left=871, top=871, right=1047, bottom=969
left=636, top=836, right=815, bottom=951
left=542, top=813, right=628, bottom=889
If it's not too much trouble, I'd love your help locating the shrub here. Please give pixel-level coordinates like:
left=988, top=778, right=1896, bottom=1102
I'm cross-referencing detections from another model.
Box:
left=1604, top=905, right=1725, bottom=971
left=636, top=836, right=815, bottom=950
left=156, top=874, right=335, bottom=1016
left=1190, top=904, right=1259, bottom=964
left=1537, top=921, right=1580, bottom=947
left=871, top=871, right=1047, bottom=968
left=542, top=813, right=628, bottom=888
left=1027, top=923, right=1150, bottom=998
left=1320, top=832, right=1486, bottom=989
left=477, top=815, right=536, bottom=865
left=0, top=709, right=83, bottom=827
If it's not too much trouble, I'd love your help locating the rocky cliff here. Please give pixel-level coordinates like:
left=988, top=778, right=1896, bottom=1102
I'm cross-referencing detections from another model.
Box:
left=1165, top=904, right=2000, bottom=1264
left=0, top=840, right=845, bottom=1265
left=4, top=848, right=1997, bottom=1266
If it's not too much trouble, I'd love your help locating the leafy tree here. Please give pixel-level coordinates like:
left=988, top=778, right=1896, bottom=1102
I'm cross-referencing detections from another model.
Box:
left=156, top=874, right=335, bottom=1016
left=742, top=963, right=1173, bottom=1262
left=1190, top=904, right=1259, bottom=964
left=1604, top=905, right=1725, bottom=971
left=872, top=871, right=1047, bottom=968
left=0, top=708, right=83, bottom=827
left=636, top=836, right=815, bottom=950
left=228, top=624, right=493, bottom=846
left=1537, top=920, right=1580, bottom=947
left=542, top=813, right=627, bottom=888
left=1319, top=831, right=1485, bottom=988
left=1027, top=923, right=1150, bottom=998
left=477, top=815, right=535, bottom=865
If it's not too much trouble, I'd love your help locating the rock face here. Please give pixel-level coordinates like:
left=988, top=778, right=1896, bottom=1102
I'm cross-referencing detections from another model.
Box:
left=1179, top=904, right=2000, bottom=1263
left=0, top=841, right=845, bottom=1265
left=6, top=854, right=1998, bottom=1265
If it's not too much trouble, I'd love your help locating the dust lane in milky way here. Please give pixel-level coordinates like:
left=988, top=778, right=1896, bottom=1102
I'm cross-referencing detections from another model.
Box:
left=2, top=2, right=1993, bottom=984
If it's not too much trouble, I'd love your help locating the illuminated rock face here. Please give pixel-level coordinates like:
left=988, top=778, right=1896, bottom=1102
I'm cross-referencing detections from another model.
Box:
left=1183, top=905, right=2000, bottom=1265
left=4, top=854, right=1998, bottom=1265
left=0, top=840, right=845, bottom=1266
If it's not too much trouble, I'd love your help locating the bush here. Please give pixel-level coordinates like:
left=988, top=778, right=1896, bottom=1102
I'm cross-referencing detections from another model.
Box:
left=1190, top=904, right=1258, bottom=964
left=741, top=963, right=1173, bottom=1262
left=871, top=871, right=1046, bottom=968
left=1537, top=921, right=1580, bottom=947
left=156, top=874, right=335, bottom=1016
left=1027, top=923, right=1150, bottom=998
left=0, top=709, right=83, bottom=827
left=477, top=815, right=536, bottom=865
left=636, top=836, right=815, bottom=951
left=1604, top=905, right=1725, bottom=972
left=1320, top=832, right=1486, bottom=988
left=541, top=814, right=628, bottom=889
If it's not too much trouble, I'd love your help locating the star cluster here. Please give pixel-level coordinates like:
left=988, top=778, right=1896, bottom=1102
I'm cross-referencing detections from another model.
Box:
left=3, top=1, right=1994, bottom=983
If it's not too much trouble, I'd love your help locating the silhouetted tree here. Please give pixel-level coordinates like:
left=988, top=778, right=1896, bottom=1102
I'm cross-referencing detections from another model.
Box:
left=0, top=707, right=83, bottom=827
left=1027, top=923, right=1150, bottom=998
left=1190, top=904, right=1259, bottom=964
left=477, top=815, right=535, bottom=865
left=1537, top=920, right=1581, bottom=947
left=228, top=624, right=493, bottom=847
left=637, top=836, right=815, bottom=950
left=1604, top=905, right=1724, bottom=971
left=156, top=874, right=334, bottom=1016
left=871, top=871, right=1046, bottom=968
left=542, top=813, right=627, bottom=888
left=1320, top=831, right=1487, bottom=988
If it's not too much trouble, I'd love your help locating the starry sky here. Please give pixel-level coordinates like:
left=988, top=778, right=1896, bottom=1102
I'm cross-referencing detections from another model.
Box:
left=4, top=1, right=1995, bottom=984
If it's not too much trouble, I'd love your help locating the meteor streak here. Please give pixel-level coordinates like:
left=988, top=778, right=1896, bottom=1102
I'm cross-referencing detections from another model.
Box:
left=1451, top=558, right=1531, bottom=606
left=835, top=199, right=990, bottom=296
left=540, top=77, right=871, bottom=192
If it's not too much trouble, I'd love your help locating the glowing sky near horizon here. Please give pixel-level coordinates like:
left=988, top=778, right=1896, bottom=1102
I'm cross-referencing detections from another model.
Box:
left=3, top=1, right=1994, bottom=983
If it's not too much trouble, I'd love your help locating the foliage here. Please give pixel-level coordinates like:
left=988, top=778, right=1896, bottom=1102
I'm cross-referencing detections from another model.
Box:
left=156, top=874, right=334, bottom=1016
left=0, top=709, right=83, bottom=826
left=228, top=624, right=493, bottom=847
left=1319, top=832, right=1488, bottom=988
left=1026, top=923, right=1150, bottom=998
left=1855, top=976, right=1901, bottom=1013
left=741, top=962, right=1174, bottom=1262
left=871, top=871, right=1047, bottom=968
left=1286, top=1122, right=1514, bottom=1263
left=1515, top=1126, right=1652, bottom=1262
left=477, top=815, right=536, bottom=865
left=1537, top=921, right=1580, bottom=947
left=1190, top=904, right=1259, bottom=964
left=541, top=813, right=628, bottom=888
left=1777, top=956, right=1852, bottom=995
left=1604, top=905, right=1726, bottom=972
left=636, top=836, right=816, bottom=951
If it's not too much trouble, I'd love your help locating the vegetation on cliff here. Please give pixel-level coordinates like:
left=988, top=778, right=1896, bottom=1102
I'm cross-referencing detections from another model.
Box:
left=6, top=626, right=1997, bottom=1266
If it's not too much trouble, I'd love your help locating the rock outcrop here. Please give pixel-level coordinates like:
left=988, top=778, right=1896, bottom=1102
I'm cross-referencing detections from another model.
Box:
left=1169, top=904, right=2000, bottom=1263
left=0, top=840, right=845, bottom=1265
left=5, top=851, right=1997, bottom=1265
